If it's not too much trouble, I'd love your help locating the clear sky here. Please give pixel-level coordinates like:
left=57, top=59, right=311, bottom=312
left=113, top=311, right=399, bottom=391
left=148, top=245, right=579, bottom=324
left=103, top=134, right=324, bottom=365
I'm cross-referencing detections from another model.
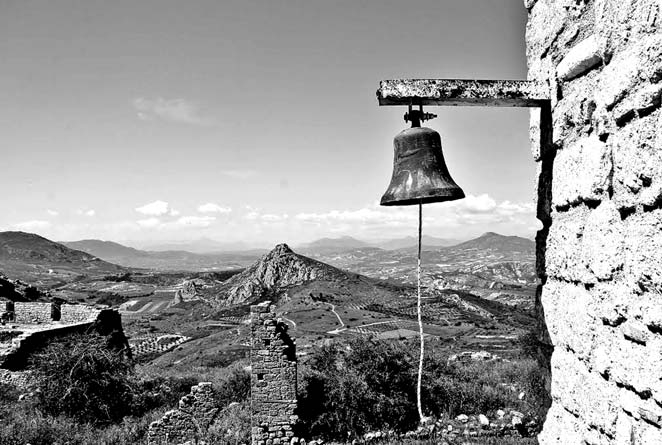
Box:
left=0, top=0, right=539, bottom=246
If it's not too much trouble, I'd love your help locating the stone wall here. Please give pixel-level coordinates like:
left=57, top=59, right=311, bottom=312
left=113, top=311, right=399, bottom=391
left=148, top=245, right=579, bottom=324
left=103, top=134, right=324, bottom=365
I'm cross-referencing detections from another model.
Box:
left=60, top=304, right=99, bottom=323
left=7, top=302, right=99, bottom=325
left=250, top=302, right=299, bottom=445
left=12, top=302, right=54, bottom=324
left=526, top=0, right=662, bottom=443
left=147, top=382, right=219, bottom=445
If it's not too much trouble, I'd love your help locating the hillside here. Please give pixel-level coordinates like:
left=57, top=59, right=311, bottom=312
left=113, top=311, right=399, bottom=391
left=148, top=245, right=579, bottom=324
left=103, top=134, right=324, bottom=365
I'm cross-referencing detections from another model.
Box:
left=0, top=231, right=125, bottom=285
left=450, top=232, right=535, bottom=253
left=63, top=239, right=149, bottom=261
left=126, top=242, right=535, bottom=372
left=376, top=235, right=461, bottom=250
left=205, top=243, right=402, bottom=306
left=62, top=239, right=262, bottom=271
left=297, top=236, right=371, bottom=255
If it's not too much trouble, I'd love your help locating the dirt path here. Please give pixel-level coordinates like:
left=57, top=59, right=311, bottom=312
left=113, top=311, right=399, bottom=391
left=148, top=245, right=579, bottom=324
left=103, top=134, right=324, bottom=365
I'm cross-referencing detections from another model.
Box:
left=282, top=316, right=297, bottom=330
left=325, top=303, right=346, bottom=334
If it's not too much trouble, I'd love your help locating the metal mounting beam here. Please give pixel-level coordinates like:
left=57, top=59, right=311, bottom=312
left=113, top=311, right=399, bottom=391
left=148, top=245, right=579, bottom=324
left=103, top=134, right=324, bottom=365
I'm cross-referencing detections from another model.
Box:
left=377, top=79, right=551, bottom=107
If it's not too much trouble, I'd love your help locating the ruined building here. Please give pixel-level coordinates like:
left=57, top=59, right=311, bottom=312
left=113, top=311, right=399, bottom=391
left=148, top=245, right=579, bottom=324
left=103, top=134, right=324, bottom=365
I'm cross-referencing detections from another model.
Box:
left=250, top=302, right=299, bottom=445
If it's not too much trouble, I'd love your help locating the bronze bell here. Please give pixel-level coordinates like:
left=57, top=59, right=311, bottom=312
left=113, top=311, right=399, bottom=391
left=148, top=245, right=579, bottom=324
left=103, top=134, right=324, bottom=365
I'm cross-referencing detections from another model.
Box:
left=381, top=107, right=465, bottom=206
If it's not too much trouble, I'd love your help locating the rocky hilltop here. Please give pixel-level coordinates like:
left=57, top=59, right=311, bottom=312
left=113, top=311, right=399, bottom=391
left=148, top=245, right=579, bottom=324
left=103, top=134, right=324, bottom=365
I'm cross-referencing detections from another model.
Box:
left=220, top=243, right=348, bottom=305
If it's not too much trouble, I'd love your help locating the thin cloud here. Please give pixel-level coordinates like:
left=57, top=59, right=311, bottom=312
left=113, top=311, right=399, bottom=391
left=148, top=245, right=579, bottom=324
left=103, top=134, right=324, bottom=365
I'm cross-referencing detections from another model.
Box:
left=132, top=97, right=214, bottom=126
left=175, top=216, right=216, bottom=227
left=135, top=200, right=178, bottom=217
left=46, top=209, right=58, bottom=216
left=135, top=215, right=217, bottom=230
left=76, top=209, right=96, bottom=217
left=136, top=217, right=161, bottom=228
left=198, top=203, right=232, bottom=214
left=261, top=213, right=288, bottom=222
left=13, top=220, right=51, bottom=231
left=221, top=169, right=258, bottom=180
left=294, top=194, right=536, bottom=232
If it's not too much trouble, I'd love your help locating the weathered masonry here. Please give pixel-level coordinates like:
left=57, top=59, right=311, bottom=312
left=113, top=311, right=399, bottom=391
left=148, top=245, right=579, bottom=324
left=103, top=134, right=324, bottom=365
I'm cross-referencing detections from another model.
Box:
left=528, top=1, right=662, bottom=443
left=250, top=302, right=299, bottom=445
left=147, top=382, right=219, bottom=445
left=378, top=1, right=662, bottom=443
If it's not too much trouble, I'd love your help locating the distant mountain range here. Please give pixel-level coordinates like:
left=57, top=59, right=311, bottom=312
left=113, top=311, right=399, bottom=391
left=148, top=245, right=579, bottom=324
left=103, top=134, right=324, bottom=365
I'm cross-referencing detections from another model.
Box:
left=0, top=231, right=535, bottom=289
left=62, top=239, right=264, bottom=271
left=134, top=238, right=258, bottom=254
left=295, top=235, right=461, bottom=253
left=451, top=232, right=535, bottom=253
left=0, top=231, right=125, bottom=285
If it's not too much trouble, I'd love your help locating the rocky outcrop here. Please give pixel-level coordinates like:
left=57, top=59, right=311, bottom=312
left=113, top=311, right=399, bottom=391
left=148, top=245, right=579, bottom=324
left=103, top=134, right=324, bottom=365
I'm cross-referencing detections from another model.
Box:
left=0, top=274, right=48, bottom=302
left=220, top=244, right=346, bottom=306
left=172, top=280, right=198, bottom=305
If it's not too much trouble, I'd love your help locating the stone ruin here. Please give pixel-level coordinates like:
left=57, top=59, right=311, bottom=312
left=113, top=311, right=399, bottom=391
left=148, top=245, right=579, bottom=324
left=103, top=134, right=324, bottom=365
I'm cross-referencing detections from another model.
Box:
left=0, top=301, right=106, bottom=371
left=1, top=301, right=100, bottom=325
left=0, top=304, right=129, bottom=386
left=147, top=382, right=219, bottom=445
left=250, top=301, right=299, bottom=445
left=147, top=301, right=300, bottom=445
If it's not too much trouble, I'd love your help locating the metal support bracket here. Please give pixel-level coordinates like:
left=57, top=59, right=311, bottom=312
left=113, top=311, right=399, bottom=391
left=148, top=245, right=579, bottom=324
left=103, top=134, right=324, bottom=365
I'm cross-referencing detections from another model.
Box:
left=377, top=79, right=551, bottom=108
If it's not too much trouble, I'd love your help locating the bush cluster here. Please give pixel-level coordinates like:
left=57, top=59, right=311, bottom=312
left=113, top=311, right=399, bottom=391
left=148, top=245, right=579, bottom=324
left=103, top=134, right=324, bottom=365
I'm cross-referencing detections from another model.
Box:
left=298, top=337, right=546, bottom=441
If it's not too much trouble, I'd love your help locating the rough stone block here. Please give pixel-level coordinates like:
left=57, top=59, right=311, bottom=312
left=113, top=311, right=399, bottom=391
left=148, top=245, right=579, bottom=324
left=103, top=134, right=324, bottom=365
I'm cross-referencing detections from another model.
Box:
left=526, top=1, right=568, bottom=62
left=589, top=328, right=662, bottom=400
left=582, top=200, right=624, bottom=280
left=552, top=136, right=611, bottom=209
left=545, top=206, right=593, bottom=283
left=552, top=72, right=601, bottom=148
left=538, top=401, right=585, bottom=444
left=549, top=348, right=620, bottom=438
left=557, top=35, right=603, bottom=81
left=623, top=210, right=662, bottom=293
left=594, top=34, right=662, bottom=112
left=541, top=280, right=597, bottom=360
left=612, top=111, right=662, bottom=211
left=612, top=83, right=662, bottom=126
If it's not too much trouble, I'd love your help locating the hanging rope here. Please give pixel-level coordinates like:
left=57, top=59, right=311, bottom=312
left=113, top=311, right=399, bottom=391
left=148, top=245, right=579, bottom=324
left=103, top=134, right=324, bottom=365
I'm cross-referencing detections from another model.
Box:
left=416, top=201, right=426, bottom=423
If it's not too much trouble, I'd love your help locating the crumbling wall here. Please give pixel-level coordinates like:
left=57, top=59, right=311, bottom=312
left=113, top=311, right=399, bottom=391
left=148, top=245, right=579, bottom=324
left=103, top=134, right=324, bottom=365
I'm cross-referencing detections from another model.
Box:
left=147, top=382, right=219, bottom=445
left=250, top=302, right=299, bottom=445
left=8, top=302, right=99, bottom=325
left=60, top=304, right=99, bottom=323
left=526, top=0, right=662, bottom=443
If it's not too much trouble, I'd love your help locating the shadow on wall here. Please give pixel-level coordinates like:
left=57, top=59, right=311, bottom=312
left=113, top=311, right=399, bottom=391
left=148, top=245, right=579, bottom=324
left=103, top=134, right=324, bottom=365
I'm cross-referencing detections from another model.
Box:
left=534, top=101, right=554, bottom=413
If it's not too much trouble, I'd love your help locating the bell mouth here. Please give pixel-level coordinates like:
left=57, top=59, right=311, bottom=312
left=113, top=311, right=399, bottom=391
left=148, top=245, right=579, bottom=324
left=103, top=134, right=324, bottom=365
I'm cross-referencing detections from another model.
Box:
left=380, top=188, right=466, bottom=206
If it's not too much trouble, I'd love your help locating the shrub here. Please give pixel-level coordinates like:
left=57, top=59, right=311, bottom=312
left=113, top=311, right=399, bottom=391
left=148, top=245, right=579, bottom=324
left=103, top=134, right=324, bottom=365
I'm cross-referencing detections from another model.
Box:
left=28, top=332, right=136, bottom=425
left=214, top=365, right=251, bottom=407
left=298, top=338, right=419, bottom=439
left=206, top=401, right=251, bottom=445
left=133, top=375, right=199, bottom=415
left=298, top=337, right=547, bottom=441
